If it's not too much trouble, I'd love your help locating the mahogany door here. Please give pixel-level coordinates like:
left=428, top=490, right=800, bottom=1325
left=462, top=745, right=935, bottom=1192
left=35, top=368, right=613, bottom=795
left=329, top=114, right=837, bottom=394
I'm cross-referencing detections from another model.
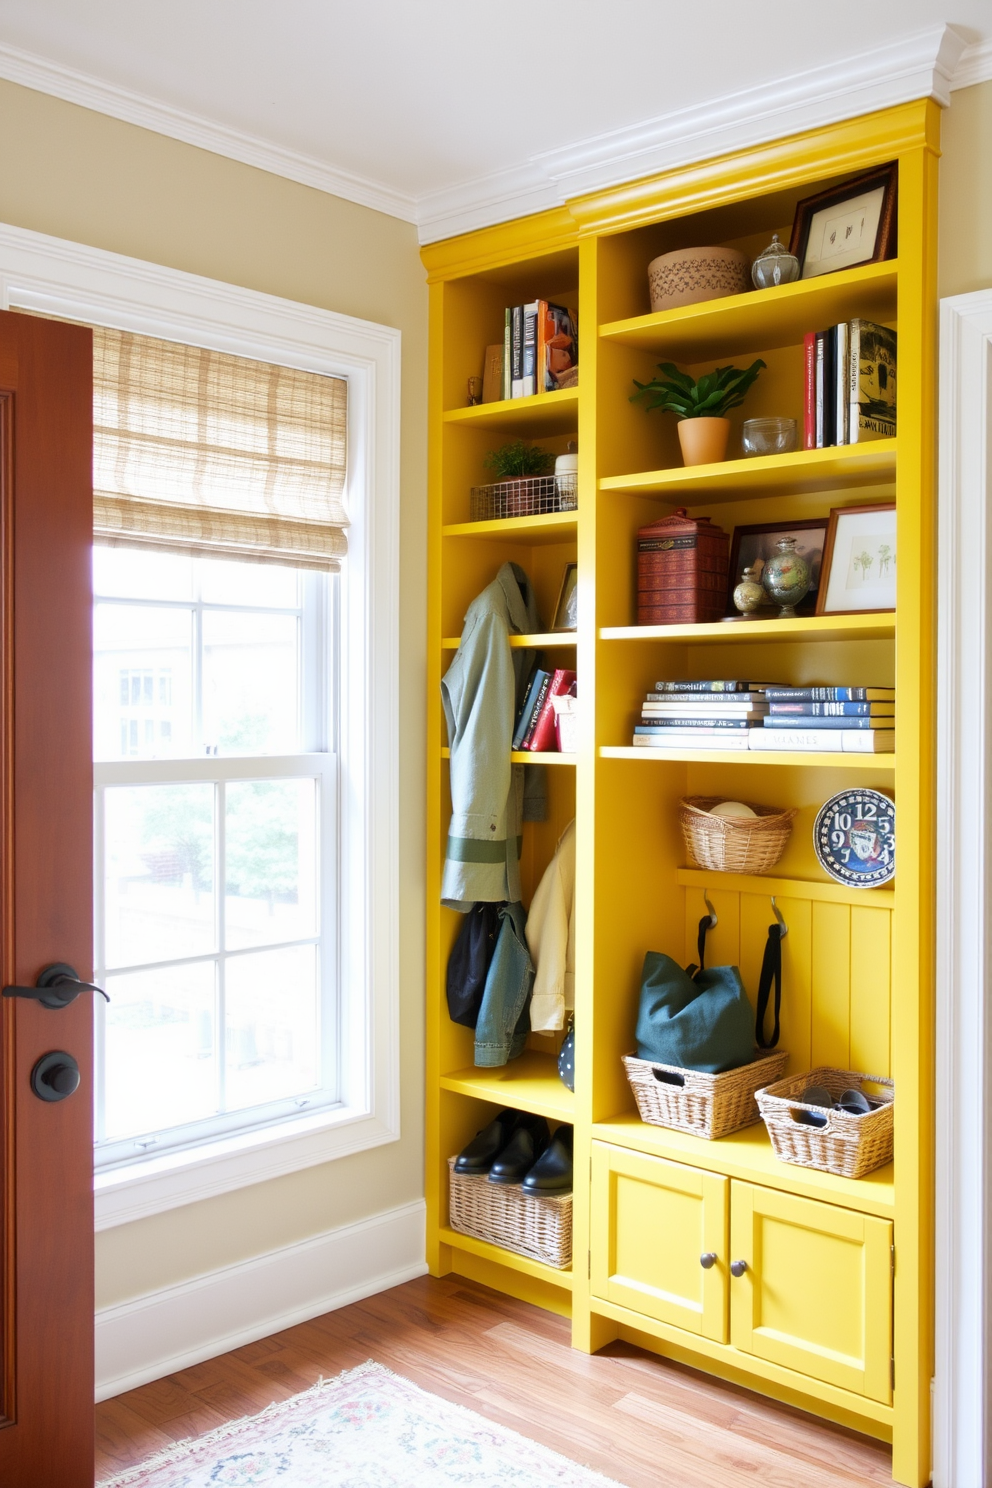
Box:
left=0, top=311, right=95, bottom=1484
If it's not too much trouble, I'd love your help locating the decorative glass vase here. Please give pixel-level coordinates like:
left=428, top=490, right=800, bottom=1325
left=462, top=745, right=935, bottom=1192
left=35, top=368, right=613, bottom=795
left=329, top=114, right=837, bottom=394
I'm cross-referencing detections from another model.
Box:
left=761, top=537, right=811, bottom=618
left=751, top=234, right=800, bottom=289
left=730, top=565, right=765, bottom=620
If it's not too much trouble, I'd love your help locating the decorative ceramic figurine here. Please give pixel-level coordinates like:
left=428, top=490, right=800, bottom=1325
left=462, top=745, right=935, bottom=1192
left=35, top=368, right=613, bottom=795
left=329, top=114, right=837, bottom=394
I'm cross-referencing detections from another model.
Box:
left=729, top=565, right=765, bottom=619
left=751, top=234, right=800, bottom=289
left=761, top=536, right=811, bottom=618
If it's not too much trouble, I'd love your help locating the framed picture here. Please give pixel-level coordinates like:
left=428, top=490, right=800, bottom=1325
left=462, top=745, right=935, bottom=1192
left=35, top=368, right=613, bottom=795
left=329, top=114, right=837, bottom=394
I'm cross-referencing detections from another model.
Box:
left=789, top=162, right=898, bottom=280
left=816, top=503, right=896, bottom=615
left=551, top=562, right=578, bottom=631
left=727, top=519, right=827, bottom=616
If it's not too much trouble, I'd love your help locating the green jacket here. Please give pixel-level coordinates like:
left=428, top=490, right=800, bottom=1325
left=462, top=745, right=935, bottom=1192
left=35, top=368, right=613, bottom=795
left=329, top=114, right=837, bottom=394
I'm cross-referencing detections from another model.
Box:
left=441, top=563, right=539, bottom=910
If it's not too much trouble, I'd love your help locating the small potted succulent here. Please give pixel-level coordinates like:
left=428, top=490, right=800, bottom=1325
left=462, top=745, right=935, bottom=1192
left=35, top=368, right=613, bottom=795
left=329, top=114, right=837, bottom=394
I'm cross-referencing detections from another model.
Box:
left=483, top=439, right=556, bottom=516
left=630, top=359, right=766, bottom=467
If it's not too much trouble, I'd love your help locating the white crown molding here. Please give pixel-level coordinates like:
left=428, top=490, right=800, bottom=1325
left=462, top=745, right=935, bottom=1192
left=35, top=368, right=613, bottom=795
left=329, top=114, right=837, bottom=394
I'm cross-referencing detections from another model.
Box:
left=0, top=38, right=418, bottom=224
left=0, top=23, right=988, bottom=245
left=95, top=1199, right=427, bottom=1399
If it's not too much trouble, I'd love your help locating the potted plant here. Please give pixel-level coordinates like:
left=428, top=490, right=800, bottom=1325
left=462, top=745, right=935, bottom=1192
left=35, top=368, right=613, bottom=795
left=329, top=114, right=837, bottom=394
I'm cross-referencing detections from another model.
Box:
left=630, top=359, right=766, bottom=467
left=483, top=440, right=556, bottom=516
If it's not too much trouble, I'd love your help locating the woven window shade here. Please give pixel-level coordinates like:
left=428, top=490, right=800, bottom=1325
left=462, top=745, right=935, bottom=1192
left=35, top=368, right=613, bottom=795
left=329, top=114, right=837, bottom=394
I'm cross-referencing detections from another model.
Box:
left=93, top=328, right=348, bottom=570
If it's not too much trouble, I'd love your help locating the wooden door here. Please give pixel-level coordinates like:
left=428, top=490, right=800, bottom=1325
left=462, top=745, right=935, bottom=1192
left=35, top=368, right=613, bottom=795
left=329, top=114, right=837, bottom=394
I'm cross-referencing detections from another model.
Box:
left=0, top=312, right=95, bottom=1483
left=729, top=1182, right=893, bottom=1403
left=590, top=1142, right=728, bottom=1341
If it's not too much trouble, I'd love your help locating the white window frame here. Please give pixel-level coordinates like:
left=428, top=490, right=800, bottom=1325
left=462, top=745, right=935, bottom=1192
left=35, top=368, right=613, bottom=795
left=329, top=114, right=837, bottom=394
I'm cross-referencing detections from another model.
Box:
left=0, top=222, right=401, bottom=1231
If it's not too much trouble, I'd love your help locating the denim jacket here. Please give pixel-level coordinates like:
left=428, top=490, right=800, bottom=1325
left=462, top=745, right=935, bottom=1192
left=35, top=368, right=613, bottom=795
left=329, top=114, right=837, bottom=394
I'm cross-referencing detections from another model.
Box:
left=441, top=563, right=541, bottom=911
left=474, top=901, right=534, bottom=1066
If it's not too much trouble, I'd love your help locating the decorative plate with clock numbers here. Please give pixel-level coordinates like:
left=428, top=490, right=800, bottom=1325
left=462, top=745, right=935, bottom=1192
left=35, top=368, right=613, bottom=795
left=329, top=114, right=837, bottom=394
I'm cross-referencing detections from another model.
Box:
left=814, top=789, right=895, bottom=887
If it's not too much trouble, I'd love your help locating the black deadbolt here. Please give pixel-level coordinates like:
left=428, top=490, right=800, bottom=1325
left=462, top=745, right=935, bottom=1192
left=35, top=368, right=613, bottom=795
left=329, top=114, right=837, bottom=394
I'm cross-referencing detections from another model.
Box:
left=31, top=1051, right=80, bottom=1102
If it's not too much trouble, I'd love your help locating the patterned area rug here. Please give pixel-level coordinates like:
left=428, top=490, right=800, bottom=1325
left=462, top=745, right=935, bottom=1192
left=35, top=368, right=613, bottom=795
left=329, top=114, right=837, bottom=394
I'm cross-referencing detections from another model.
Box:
left=100, top=1360, right=623, bottom=1486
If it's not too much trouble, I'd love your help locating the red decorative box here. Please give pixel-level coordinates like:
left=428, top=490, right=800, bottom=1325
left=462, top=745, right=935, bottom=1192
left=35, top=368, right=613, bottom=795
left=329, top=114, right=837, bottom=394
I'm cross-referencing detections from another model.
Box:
left=636, top=507, right=729, bottom=625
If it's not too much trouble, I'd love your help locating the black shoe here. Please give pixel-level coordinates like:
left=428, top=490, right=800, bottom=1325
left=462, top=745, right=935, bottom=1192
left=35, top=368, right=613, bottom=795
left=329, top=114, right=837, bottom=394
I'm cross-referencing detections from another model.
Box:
left=454, top=1108, right=518, bottom=1175
left=522, top=1125, right=573, bottom=1194
left=488, top=1115, right=550, bottom=1184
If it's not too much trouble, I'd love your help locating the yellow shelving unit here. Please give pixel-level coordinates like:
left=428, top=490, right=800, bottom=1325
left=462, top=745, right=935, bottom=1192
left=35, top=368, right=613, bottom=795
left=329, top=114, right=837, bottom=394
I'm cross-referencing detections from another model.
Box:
left=424, top=99, right=937, bottom=1487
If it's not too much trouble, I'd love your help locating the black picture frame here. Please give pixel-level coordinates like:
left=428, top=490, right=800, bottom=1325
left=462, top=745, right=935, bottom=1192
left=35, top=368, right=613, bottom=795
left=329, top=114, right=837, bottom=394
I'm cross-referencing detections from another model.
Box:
left=727, top=518, right=828, bottom=617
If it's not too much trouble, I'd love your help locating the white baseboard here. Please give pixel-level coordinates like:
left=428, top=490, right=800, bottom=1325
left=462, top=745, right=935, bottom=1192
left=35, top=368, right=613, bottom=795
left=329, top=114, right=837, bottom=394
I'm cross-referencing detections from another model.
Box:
left=95, top=1198, right=427, bottom=1402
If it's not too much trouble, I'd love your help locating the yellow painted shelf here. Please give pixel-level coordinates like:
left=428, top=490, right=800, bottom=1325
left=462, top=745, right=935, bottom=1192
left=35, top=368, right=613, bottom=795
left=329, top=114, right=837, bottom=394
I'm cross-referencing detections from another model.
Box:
left=676, top=866, right=895, bottom=910
left=600, top=745, right=896, bottom=769
left=443, top=631, right=577, bottom=649
left=443, top=386, right=579, bottom=435
left=441, top=748, right=575, bottom=766
left=599, top=260, right=898, bottom=361
left=440, top=1051, right=575, bottom=1121
left=439, top=1226, right=574, bottom=1291
left=442, top=511, right=577, bottom=544
left=594, top=1115, right=894, bottom=1219
left=599, top=440, right=897, bottom=503
left=600, top=614, right=894, bottom=645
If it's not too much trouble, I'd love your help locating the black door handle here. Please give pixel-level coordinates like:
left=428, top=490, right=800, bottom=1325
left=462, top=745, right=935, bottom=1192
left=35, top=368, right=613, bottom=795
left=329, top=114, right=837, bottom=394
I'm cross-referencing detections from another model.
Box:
left=3, top=962, right=109, bottom=1010
left=31, top=1050, right=80, bottom=1102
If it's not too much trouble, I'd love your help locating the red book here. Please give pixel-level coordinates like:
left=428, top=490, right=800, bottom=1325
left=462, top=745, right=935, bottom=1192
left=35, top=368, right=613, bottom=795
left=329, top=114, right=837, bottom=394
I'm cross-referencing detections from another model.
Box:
left=526, top=669, right=577, bottom=752
left=803, top=331, right=816, bottom=450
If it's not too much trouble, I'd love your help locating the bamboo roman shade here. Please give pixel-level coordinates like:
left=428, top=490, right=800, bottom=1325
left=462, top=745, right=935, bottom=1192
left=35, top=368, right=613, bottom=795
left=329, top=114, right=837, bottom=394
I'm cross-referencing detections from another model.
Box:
left=93, top=328, right=349, bottom=570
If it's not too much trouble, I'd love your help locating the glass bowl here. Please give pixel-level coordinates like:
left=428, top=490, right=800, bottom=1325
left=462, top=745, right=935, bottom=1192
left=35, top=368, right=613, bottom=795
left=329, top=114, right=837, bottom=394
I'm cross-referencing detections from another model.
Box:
left=742, top=417, right=798, bottom=457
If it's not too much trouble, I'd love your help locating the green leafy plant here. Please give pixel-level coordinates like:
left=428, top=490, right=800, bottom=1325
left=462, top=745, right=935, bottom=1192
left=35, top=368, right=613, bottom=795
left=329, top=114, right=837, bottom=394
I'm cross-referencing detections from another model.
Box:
left=482, top=439, right=555, bottom=481
left=630, top=359, right=766, bottom=419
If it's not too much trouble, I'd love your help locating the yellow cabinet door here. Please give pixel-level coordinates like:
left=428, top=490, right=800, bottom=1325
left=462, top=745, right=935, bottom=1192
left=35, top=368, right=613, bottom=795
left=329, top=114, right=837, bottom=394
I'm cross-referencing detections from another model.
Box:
left=590, top=1143, right=728, bottom=1341
left=729, top=1183, right=892, bottom=1403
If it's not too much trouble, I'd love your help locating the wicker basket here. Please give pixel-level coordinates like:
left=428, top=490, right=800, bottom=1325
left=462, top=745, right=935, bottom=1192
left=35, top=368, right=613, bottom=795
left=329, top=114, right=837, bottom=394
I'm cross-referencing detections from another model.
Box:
left=756, top=1067, right=894, bottom=1178
left=447, top=1158, right=572, bottom=1269
left=622, top=1048, right=789, bottom=1139
left=680, top=796, right=796, bottom=874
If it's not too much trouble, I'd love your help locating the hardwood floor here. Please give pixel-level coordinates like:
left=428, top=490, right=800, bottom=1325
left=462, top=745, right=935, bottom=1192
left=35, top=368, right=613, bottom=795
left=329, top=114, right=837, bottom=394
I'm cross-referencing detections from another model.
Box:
left=95, top=1274, right=894, bottom=1486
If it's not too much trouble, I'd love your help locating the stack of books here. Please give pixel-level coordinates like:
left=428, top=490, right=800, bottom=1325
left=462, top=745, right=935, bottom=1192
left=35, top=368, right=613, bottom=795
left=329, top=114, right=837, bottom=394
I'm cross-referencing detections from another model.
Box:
left=633, top=680, right=769, bottom=750
left=750, top=686, right=895, bottom=754
left=514, top=668, right=576, bottom=753
left=500, top=303, right=578, bottom=399
left=803, top=319, right=896, bottom=449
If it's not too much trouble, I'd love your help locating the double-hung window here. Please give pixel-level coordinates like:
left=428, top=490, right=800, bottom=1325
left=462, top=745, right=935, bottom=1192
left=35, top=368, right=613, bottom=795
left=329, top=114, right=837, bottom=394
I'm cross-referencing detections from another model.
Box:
left=91, top=329, right=347, bottom=1171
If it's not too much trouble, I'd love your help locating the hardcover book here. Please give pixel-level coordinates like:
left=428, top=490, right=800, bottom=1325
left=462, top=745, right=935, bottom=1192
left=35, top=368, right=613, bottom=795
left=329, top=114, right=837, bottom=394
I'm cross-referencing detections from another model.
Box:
left=512, top=669, right=548, bottom=749
left=651, top=680, right=764, bottom=693
left=537, top=302, right=579, bottom=392
left=834, top=321, right=849, bottom=445
left=763, top=686, right=895, bottom=701
left=762, top=715, right=891, bottom=729
left=521, top=301, right=539, bottom=398
left=482, top=343, right=504, bottom=404
left=748, top=728, right=895, bottom=753
left=768, top=701, right=894, bottom=716
left=632, top=733, right=750, bottom=749
left=503, top=309, right=512, bottom=401
left=848, top=319, right=897, bottom=442
left=511, top=305, right=524, bottom=399
left=527, top=669, right=577, bottom=752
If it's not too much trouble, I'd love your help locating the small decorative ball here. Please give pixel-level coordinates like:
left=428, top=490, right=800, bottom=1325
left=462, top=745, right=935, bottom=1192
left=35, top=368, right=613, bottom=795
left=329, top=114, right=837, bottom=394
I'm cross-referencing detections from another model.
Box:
left=710, top=801, right=756, bottom=818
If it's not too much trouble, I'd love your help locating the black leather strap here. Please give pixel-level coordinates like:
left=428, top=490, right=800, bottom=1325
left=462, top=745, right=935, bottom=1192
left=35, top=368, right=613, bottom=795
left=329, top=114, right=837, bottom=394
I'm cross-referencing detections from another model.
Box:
left=696, top=914, right=712, bottom=971
left=756, top=923, right=782, bottom=1049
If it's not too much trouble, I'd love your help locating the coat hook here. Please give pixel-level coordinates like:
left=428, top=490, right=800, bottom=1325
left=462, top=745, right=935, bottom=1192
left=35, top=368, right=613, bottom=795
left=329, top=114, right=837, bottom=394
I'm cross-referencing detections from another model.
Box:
left=703, top=892, right=718, bottom=928
left=771, top=896, right=788, bottom=938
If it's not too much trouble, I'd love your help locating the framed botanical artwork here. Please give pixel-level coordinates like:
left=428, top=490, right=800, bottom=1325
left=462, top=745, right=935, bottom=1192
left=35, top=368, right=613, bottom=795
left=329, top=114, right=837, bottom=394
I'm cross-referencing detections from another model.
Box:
left=727, top=518, right=827, bottom=617
left=789, top=162, right=898, bottom=280
left=816, top=502, right=896, bottom=615
left=551, top=561, right=578, bottom=631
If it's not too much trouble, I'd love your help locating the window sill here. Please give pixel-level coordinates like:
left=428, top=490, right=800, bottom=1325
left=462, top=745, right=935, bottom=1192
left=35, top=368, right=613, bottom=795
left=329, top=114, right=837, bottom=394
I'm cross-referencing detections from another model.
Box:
left=94, top=1100, right=399, bottom=1231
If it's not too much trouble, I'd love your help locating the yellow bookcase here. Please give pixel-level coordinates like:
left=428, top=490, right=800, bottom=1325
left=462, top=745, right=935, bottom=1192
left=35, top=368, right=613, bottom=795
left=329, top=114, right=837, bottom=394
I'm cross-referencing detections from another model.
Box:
left=423, top=100, right=938, bottom=1487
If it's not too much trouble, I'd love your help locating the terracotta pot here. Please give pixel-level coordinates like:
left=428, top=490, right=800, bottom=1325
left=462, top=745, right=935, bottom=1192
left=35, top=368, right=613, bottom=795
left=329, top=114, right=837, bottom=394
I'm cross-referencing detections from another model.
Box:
left=677, top=417, right=730, bottom=467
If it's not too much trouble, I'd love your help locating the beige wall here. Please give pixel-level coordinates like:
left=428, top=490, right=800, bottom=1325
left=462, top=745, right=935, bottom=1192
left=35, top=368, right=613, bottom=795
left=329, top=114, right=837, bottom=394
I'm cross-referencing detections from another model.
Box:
left=0, top=77, right=428, bottom=1307
left=940, top=78, right=992, bottom=299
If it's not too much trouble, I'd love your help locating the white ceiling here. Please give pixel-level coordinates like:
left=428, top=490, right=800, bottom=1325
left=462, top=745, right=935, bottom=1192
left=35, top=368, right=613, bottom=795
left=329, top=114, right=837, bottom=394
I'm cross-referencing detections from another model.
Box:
left=0, top=2, right=989, bottom=241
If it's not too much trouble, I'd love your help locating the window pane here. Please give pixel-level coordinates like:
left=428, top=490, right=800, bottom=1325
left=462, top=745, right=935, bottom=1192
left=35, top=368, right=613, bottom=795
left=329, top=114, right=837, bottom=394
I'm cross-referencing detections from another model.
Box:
left=94, top=604, right=193, bottom=760
left=225, top=945, right=318, bottom=1111
left=202, top=610, right=299, bottom=753
left=225, top=779, right=317, bottom=950
left=104, top=784, right=215, bottom=968
left=93, top=546, right=195, bottom=601
left=199, top=557, right=300, bottom=608
left=103, top=962, right=217, bottom=1139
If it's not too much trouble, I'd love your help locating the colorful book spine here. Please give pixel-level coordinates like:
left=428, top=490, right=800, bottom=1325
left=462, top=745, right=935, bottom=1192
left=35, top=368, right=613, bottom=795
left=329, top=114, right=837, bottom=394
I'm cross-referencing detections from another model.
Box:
left=650, top=680, right=762, bottom=693
left=512, top=670, right=546, bottom=749
left=519, top=670, right=552, bottom=749
left=768, top=701, right=894, bottom=716
left=521, top=301, right=539, bottom=398
left=803, top=331, right=816, bottom=450
left=503, top=309, right=512, bottom=401
left=637, top=717, right=750, bottom=730
left=848, top=319, right=897, bottom=442
left=834, top=321, right=849, bottom=445
left=632, top=733, right=749, bottom=749
left=748, top=728, right=895, bottom=753
left=527, top=669, right=577, bottom=752
left=814, top=331, right=827, bottom=448
left=645, top=690, right=767, bottom=703
left=762, top=715, right=890, bottom=730
left=511, top=306, right=524, bottom=399
left=763, top=686, right=895, bottom=701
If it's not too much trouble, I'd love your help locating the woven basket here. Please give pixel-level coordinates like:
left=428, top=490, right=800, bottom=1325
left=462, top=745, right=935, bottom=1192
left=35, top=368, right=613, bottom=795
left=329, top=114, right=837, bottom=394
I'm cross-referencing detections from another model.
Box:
left=622, top=1048, right=789, bottom=1139
left=680, top=796, right=796, bottom=874
left=447, top=1158, right=572, bottom=1269
left=756, top=1067, right=894, bottom=1179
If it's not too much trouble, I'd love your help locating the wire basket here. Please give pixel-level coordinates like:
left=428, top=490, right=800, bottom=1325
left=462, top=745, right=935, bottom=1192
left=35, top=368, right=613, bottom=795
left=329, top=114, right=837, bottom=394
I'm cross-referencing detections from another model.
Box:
left=623, top=1049, right=789, bottom=1139
left=679, top=796, right=796, bottom=875
left=756, top=1067, right=894, bottom=1178
left=470, top=473, right=577, bottom=522
left=447, top=1158, right=572, bottom=1268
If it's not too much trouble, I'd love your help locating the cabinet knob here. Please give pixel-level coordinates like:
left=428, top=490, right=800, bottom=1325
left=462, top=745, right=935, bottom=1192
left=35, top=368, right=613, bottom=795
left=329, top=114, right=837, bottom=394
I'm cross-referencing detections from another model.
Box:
left=699, top=1252, right=718, bottom=1269
left=730, top=1259, right=748, bottom=1278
